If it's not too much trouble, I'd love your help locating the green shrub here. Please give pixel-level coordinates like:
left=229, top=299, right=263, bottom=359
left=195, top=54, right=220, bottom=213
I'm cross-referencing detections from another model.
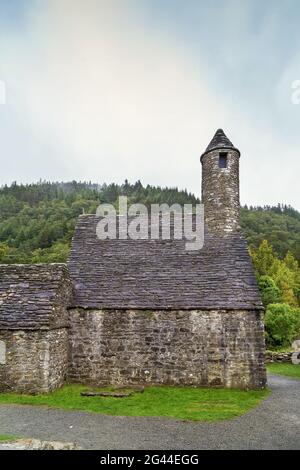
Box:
left=258, top=275, right=282, bottom=307
left=265, top=303, right=300, bottom=349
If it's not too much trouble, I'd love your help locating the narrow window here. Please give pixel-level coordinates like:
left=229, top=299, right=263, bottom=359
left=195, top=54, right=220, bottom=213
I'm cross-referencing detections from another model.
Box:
left=219, top=152, right=228, bottom=168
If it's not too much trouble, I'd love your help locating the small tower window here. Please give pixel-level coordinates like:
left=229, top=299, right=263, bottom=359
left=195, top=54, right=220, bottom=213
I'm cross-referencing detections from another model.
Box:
left=219, top=152, right=228, bottom=168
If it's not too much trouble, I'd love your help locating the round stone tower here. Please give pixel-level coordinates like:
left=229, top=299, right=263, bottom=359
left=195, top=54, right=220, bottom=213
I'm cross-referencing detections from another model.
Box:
left=201, top=129, right=240, bottom=234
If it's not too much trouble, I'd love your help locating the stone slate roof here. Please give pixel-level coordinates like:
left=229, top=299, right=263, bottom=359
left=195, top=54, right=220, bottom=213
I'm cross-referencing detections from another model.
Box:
left=0, top=264, right=72, bottom=330
left=68, top=215, right=262, bottom=310
left=201, top=129, right=240, bottom=159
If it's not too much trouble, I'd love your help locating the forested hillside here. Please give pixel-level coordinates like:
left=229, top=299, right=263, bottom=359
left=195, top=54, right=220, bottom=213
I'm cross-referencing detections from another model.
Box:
left=0, top=180, right=299, bottom=264
left=0, top=181, right=299, bottom=349
left=240, top=205, right=300, bottom=262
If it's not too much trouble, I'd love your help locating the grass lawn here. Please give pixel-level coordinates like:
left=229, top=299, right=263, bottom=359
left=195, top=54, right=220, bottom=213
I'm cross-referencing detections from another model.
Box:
left=0, top=385, right=269, bottom=422
left=0, top=435, right=17, bottom=442
left=267, top=363, right=300, bottom=380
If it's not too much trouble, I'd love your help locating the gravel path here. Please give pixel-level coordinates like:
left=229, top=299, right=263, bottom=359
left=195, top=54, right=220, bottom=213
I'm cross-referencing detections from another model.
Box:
left=0, top=374, right=299, bottom=450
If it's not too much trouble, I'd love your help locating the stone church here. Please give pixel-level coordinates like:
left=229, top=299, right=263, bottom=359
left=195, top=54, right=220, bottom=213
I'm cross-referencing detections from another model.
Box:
left=0, top=130, right=267, bottom=393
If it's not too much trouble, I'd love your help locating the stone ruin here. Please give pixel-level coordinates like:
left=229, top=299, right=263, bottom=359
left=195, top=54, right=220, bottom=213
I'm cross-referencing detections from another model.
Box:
left=0, top=130, right=267, bottom=393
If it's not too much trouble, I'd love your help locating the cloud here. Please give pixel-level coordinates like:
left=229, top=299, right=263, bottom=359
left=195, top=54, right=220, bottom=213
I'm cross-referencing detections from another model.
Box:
left=0, top=1, right=225, bottom=190
left=0, top=0, right=299, bottom=208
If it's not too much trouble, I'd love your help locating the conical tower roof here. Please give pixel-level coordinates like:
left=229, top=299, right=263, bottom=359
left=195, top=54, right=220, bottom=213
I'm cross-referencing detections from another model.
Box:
left=201, top=129, right=240, bottom=160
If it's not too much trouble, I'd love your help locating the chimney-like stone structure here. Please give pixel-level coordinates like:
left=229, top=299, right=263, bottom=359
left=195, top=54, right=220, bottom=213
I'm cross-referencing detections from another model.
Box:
left=201, top=129, right=240, bottom=234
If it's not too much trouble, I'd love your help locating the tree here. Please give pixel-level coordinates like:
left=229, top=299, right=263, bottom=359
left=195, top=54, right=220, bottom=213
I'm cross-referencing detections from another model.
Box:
left=250, top=240, right=277, bottom=277
left=258, top=276, right=281, bottom=307
left=265, top=303, right=300, bottom=349
left=250, top=241, right=300, bottom=308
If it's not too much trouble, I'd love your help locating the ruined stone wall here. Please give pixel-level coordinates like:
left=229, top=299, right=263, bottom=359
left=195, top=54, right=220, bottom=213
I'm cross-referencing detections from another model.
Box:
left=0, top=328, right=68, bottom=393
left=201, top=149, right=240, bottom=234
left=68, top=309, right=266, bottom=390
left=265, top=351, right=294, bottom=363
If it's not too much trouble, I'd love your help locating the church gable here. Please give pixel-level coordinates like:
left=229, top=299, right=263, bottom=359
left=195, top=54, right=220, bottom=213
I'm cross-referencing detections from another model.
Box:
left=0, top=264, right=72, bottom=393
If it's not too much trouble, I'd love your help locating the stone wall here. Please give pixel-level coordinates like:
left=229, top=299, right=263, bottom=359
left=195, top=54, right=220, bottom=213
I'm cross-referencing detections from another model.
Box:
left=265, top=351, right=294, bottom=363
left=68, top=309, right=266, bottom=390
left=201, top=149, right=240, bottom=234
left=0, top=328, right=68, bottom=393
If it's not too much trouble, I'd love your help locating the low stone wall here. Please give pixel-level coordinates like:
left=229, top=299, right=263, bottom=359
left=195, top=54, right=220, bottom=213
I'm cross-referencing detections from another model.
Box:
left=0, top=328, right=68, bottom=393
left=265, top=351, right=293, bottom=363
left=68, top=309, right=266, bottom=390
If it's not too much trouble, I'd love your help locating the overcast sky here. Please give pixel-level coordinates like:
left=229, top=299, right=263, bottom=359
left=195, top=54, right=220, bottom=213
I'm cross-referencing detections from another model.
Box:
left=0, top=0, right=299, bottom=208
